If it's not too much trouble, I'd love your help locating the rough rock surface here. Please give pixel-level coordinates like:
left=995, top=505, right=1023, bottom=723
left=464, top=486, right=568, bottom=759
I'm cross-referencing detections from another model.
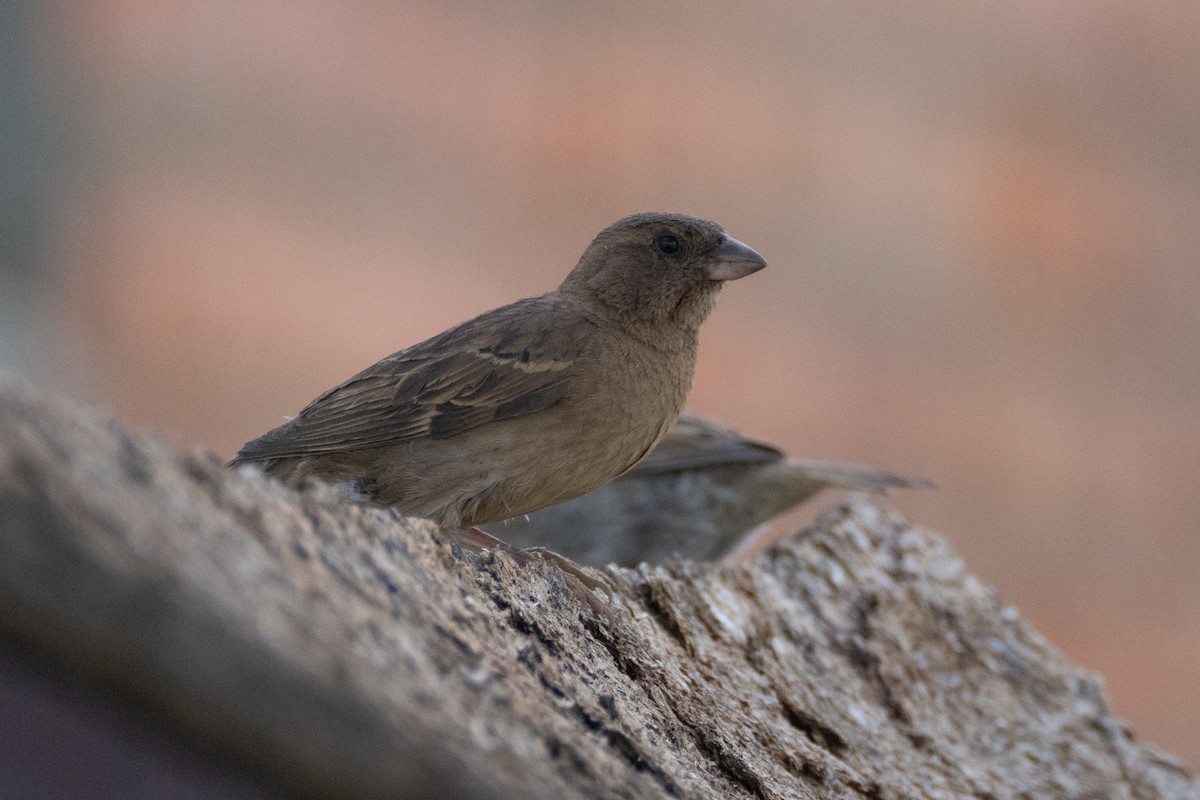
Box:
left=0, top=377, right=1195, bottom=799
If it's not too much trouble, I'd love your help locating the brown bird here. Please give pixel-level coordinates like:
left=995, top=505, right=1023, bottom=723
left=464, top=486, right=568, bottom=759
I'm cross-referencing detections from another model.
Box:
left=486, top=414, right=931, bottom=566
left=231, top=213, right=766, bottom=531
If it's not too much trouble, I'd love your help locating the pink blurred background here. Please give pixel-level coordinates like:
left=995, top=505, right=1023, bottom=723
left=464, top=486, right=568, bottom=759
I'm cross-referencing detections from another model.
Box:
left=3, top=1, right=1198, bottom=768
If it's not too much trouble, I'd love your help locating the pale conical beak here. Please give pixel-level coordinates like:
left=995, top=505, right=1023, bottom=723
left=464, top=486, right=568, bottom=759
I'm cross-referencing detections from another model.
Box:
left=701, top=235, right=768, bottom=281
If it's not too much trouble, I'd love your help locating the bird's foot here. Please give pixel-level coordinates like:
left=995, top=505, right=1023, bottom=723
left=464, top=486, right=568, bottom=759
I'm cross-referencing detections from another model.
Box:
left=523, top=547, right=608, bottom=593
left=447, top=527, right=609, bottom=598
left=446, top=525, right=531, bottom=559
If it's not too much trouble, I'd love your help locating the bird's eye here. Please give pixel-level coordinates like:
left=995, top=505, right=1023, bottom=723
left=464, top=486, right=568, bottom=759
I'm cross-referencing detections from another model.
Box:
left=656, top=234, right=680, bottom=255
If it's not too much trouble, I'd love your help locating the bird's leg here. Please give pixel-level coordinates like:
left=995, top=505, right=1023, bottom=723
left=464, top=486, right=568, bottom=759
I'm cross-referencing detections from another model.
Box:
left=445, top=525, right=533, bottom=561
left=447, top=527, right=609, bottom=595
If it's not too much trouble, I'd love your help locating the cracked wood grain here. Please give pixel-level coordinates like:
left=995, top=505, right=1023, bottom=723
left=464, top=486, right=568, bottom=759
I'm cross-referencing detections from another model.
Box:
left=0, top=376, right=1196, bottom=800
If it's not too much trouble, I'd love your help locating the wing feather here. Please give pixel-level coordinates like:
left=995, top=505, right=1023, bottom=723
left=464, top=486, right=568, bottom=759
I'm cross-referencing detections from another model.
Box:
left=234, top=296, right=591, bottom=461
left=628, top=414, right=783, bottom=475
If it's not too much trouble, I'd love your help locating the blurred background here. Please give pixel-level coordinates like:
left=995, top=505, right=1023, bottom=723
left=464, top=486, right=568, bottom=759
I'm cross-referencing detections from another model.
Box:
left=2, top=0, right=1198, bottom=769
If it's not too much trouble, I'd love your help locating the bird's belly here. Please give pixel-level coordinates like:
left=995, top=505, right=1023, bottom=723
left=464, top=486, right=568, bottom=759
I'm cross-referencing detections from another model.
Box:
left=469, top=411, right=669, bottom=524
left=364, top=402, right=671, bottom=527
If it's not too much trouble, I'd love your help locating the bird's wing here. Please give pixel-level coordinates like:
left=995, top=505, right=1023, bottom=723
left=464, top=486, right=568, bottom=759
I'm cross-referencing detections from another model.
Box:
left=234, top=297, right=592, bottom=461
left=781, top=459, right=935, bottom=493
left=629, top=413, right=783, bottom=475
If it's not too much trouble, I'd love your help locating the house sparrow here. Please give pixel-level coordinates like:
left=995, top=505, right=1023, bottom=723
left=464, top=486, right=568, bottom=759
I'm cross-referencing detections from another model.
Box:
left=487, top=414, right=930, bottom=566
left=231, top=214, right=766, bottom=531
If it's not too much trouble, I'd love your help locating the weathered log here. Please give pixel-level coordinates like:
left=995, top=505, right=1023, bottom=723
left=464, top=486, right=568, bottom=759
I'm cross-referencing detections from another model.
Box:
left=0, top=377, right=1195, bottom=799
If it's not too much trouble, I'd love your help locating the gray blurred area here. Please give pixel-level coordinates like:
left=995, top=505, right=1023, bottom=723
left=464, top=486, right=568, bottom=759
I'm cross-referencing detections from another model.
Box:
left=0, top=1, right=74, bottom=379
left=0, top=648, right=289, bottom=800
left=4, top=0, right=1199, bottom=770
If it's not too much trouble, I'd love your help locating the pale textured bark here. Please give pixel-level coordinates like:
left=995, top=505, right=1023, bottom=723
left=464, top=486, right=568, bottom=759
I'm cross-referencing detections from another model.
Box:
left=0, top=377, right=1195, bottom=800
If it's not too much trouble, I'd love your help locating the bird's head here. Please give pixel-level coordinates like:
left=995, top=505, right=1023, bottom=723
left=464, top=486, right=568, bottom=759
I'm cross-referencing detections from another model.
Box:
left=559, top=213, right=766, bottom=329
